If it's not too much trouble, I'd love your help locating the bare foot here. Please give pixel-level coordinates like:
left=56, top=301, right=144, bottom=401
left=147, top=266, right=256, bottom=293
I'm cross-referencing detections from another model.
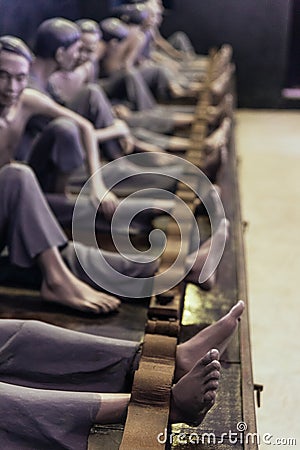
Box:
left=202, top=146, right=222, bottom=181
left=211, top=63, right=235, bottom=99
left=207, top=93, right=233, bottom=125
left=204, top=117, right=231, bottom=153
left=112, top=104, right=132, bottom=121
left=170, top=349, right=220, bottom=426
left=169, top=81, right=199, bottom=99
left=195, top=184, right=223, bottom=222
left=202, top=144, right=229, bottom=181
left=212, top=44, right=233, bottom=78
left=41, top=273, right=120, bottom=314
left=175, top=300, right=244, bottom=380
left=184, top=218, right=230, bottom=289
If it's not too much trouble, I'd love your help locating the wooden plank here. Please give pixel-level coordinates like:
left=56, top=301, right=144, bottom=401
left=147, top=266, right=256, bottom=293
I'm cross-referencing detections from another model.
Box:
left=89, top=425, right=123, bottom=450
left=171, top=364, right=243, bottom=445
left=0, top=286, right=149, bottom=342
left=229, top=135, right=258, bottom=448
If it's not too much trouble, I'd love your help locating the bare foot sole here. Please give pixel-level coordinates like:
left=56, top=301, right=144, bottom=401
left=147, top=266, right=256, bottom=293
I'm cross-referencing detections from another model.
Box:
left=204, top=117, right=232, bottom=153
left=175, top=300, right=245, bottom=380
left=207, top=93, right=233, bottom=125
left=184, top=218, right=230, bottom=289
left=211, top=64, right=235, bottom=99
left=41, top=276, right=121, bottom=314
left=170, top=349, right=220, bottom=426
left=195, top=184, right=223, bottom=220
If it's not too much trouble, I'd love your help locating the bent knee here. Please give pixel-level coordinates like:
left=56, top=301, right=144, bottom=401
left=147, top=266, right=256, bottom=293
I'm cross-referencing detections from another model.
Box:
left=0, top=162, right=37, bottom=186
left=47, top=117, right=80, bottom=138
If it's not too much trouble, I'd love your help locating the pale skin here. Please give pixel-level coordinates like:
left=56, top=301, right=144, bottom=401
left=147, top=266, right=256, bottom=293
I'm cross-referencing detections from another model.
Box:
left=133, top=2, right=234, bottom=99
left=0, top=48, right=120, bottom=314
left=77, top=27, right=233, bottom=155
left=185, top=218, right=230, bottom=289
left=94, top=300, right=245, bottom=426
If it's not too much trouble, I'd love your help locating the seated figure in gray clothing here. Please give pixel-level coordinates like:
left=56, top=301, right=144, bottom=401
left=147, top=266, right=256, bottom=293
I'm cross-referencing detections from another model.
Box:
left=0, top=36, right=159, bottom=312
left=0, top=33, right=180, bottom=239
left=75, top=18, right=232, bottom=152
left=28, top=17, right=188, bottom=177
left=0, top=34, right=119, bottom=220
left=77, top=17, right=197, bottom=151
left=0, top=300, right=244, bottom=449
left=0, top=37, right=230, bottom=302
left=0, top=163, right=121, bottom=314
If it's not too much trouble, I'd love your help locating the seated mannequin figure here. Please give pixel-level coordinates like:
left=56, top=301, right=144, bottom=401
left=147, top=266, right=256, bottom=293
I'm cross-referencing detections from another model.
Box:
left=30, top=17, right=229, bottom=204
left=0, top=36, right=160, bottom=310
left=75, top=19, right=231, bottom=154
left=113, top=2, right=234, bottom=101
left=0, top=300, right=244, bottom=448
left=0, top=35, right=229, bottom=299
left=25, top=18, right=188, bottom=192
left=146, top=0, right=201, bottom=62
left=111, top=3, right=205, bottom=95
left=0, top=35, right=118, bottom=220
left=0, top=163, right=120, bottom=314
left=47, top=18, right=195, bottom=156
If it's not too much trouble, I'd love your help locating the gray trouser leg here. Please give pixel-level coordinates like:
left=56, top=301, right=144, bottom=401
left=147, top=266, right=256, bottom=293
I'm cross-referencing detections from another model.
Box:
left=0, top=163, right=67, bottom=267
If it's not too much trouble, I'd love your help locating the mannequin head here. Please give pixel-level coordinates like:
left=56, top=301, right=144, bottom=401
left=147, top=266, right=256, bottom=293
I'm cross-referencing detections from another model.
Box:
left=0, top=36, right=33, bottom=107
left=34, top=18, right=81, bottom=70
left=76, top=19, right=102, bottom=65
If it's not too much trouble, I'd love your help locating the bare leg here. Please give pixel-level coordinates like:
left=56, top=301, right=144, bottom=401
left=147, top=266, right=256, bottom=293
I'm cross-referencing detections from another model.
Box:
left=185, top=218, right=230, bottom=289
left=134, top=134, right=190, bottom=154
left=38, top=247, right=120, bottom=314
left=167, top=135, right=190, bottom=151
left=94, top=301, right=243, bottom=426
left=95, top=393, right=131, bottom=424
left=170, top=349, right=221, bottom=426
left=172, top=112, right=194, bottom=127
left=175, top=300, right=244, bottom=380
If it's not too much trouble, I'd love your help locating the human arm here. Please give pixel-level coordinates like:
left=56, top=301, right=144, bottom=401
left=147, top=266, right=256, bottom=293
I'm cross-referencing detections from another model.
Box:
left=94, top=118, right=130, bottom=142
left=22, top=88, right=119, bottom=219
left=153, top=28, right=185, bottom=60
left=94, top=118, right=134, bottom=155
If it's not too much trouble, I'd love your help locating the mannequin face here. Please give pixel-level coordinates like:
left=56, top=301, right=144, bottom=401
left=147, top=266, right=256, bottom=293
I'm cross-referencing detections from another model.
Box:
left=78, top=32, right=99, bottom=65
left=143, top=8, right=157, bottom=28
left=56, top=40, right=81, bottom=71
left=0, top=50, right=29, bottom=107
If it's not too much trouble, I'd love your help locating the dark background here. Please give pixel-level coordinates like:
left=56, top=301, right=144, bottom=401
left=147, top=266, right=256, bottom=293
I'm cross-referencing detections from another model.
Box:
left=0, top=0, right=298, bottom=107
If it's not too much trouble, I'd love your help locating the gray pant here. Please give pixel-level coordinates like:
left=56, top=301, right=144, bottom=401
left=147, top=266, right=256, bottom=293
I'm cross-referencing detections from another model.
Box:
left=0, top=163, right=67, bottom=267
left=0, top=319, right=140, bottom=449
left=0, top=163, right=159, bottom=295
left=21, top=117, right=85, bottom=194
left=100, top=67, right=156, bottom=111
